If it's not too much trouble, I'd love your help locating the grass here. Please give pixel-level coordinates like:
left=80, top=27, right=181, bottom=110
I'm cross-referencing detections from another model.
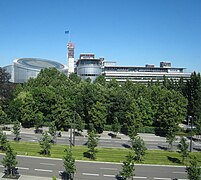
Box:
left=2, top=141, right=200, bottom=166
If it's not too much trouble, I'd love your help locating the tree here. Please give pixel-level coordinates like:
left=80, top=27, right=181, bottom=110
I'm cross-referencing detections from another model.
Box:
left=48, top=121, right=57, bottom=143
left=0, top=129, right=8, bottom=151
left=125, top=100, right=142, bottom=139
left=111, top=117, right=120, bottom=137
left=2, top=144, right=18, bottom=177
left=131, top=136, right=147, bottom=162
left=39, top=132, right=52, bottom=155
left=155, top=89, right=187, bottom=136
left=87, top=130, right=98, bottom=160
left=75, top=113, right=84, bottom=134
left=12, top=120, right=21, bottom=141
left=119, top=152, right=135, bottom=180
left=186, top=156, right=201, bottom=180
left=62, top=148, right=76, bottom=180
left=178, top=137, right=189, bottom=164
left=0, top=106, right=10, bottom=124
left=166, top=126, right=177, bottom=151
left=89, top=101, right=107, bottom=133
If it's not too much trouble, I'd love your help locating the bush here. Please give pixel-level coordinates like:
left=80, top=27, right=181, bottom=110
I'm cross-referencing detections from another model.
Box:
left=104, top=125, right=112, bottom=131
left=138, top=126, right=155, bottom=133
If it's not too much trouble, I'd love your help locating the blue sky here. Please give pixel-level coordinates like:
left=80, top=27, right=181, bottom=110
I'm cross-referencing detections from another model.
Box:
left=0, top=0, right=201, bottom=72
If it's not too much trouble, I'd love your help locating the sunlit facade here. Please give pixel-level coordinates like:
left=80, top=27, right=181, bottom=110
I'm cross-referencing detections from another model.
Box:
left=4, top=58, right=68, bottom=83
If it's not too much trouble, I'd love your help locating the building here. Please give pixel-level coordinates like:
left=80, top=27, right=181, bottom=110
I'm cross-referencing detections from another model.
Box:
left=75, top=54, right=191, bottom=83
left=67, top=42, right=75, bottom=75
left=103, top=62, right=191, bottom=83
left=4, top=58, right=68, bottom=83
left=76, top=54, right=104, bottom=81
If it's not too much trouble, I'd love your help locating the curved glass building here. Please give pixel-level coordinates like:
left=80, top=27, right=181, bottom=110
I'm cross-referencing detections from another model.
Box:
left=4, top=58, right=68, bottom=83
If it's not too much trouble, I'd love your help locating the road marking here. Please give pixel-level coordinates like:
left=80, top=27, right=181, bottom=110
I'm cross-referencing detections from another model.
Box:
left=83, top=173, right=99, bottom=176
left=103, top=174, right=115, bottom=177
left=154, top=178, right=171, bottom=180
left=172, top=171, right=186, bottom=174
left=133, top=177, right=147, bottom=179
left=17, top=167, right=29, bottom=170
left=100, top=167, right=118, bottom=170
left=40, top=163, right=56, bottom=166
left=100, top=140, right=112, bottom=143
left=35, top=168, right=53, bottom=173
left=145, top=142, right=158, bottom=145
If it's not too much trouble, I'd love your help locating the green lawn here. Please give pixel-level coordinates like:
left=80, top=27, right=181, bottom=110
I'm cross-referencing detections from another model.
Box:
left=2, top=141, right=200, bottom=166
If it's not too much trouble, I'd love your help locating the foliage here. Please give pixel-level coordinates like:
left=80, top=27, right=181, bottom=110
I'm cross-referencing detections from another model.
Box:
left=186, top=156, right=201, bottom=180
left=0, top=106, right=10, bottom=124
left=111, top=117, right=120, bottom=136
left=0, top=129, right=8, bottom=151
left=89, top=101, right=107, bottom=133
left=12, top=120, right=21, bottom=141
left=49, top=121, right=57, bottom=143
left=131, top=136, right=147, bottom=162
left=166, top=126, right=177, bottom=151
left=39, top=132, right=52, bottom=155
left=155, top=89, right=187, bottom=136
left=119, top=152, right=135, bottom=179
left=178, top=137, right=189, bottom=164
left=87, top=130, right=98, bottom=160
left=75, top=113, right=84, bottom=133
left=62, top=148, right=76, bottom=180
left=2, top=144, right=18, bottom=177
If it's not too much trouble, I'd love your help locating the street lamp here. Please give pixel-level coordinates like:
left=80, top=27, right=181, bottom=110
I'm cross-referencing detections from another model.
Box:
left=69, top=110, right=76, bottom=147
left=188, top=116, right=193, bottom=152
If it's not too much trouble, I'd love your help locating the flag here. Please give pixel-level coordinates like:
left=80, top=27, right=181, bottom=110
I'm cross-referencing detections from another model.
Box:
left=65, top=30, right=69, bottom=34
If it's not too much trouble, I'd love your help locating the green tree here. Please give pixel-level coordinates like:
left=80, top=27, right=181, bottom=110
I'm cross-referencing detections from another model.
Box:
left=111, top=117, right=120, bottom=137
left=48, top=121, right=57, bottom=143
left=62, top=148, right=76, bottom=180
left=186, top=156, right=201, bottom=180
left=0, top=106, right=10, bottom=124
left=12, top=120, right=21, bottom=141
left=185, top=72, right=201, bottom=136
left=39, top=132, right=52, bottom=155
left=125, top=100, right=142, bottom=138
left=75, top=113, right=84, bottom=134
left=87, top=130, right=98, bottom=160
left=0, top=130, right=8, bottom=151
left=131, top=136, right=147, bottom=162
left=155, top=89, right=187, bottom=136
left=119, top=152, right=135, bottom=180
left=178, top=137, right=189, bottom=164
left=89, top=101, right=107, bottom=133
left=166, top=126, right=177, bottom=151
left=2, top=144, right=18, bottom=177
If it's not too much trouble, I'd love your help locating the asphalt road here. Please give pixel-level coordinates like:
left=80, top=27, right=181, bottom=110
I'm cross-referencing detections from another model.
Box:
left=5, top=133, right=177, bottom=150
left=6, top=132, right=201, bottom=151
left=0, top=155, right=189, bottom=180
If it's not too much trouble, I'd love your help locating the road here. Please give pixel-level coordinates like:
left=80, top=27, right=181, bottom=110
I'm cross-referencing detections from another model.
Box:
left=6, top=132, right=201, bottom=151
left=0, top=155, right=189, bottom=180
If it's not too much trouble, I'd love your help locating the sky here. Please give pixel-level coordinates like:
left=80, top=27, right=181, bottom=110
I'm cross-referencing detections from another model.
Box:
left=0, top=0, right=201, bottom=72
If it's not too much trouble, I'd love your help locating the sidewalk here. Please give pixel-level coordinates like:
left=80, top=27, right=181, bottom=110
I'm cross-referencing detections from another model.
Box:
left=0, top=173, right=55, bottom=180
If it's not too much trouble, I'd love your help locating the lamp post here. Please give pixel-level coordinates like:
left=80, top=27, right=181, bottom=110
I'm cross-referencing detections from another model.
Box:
left=189, top=116, right=193, bottom=152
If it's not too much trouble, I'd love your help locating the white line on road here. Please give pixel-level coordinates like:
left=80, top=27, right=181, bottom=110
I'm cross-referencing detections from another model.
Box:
left=154, top=178, right=171, bottom=180
left=172, top=171, right=186, bottom=174
left=35, top=168, right=53, bottom=173
left=103, top=174, right=116, bottom=177
left=133, top=176, right=147, bottom=179
left=82, top=173, right=99, bottom=176
left=17, top=167, right=29, bottom=170
left=100, top=167, right=118, bottom=170
left=40, top=163, right=56, bottom=166
left=100, top=140, right=112, bottom=143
